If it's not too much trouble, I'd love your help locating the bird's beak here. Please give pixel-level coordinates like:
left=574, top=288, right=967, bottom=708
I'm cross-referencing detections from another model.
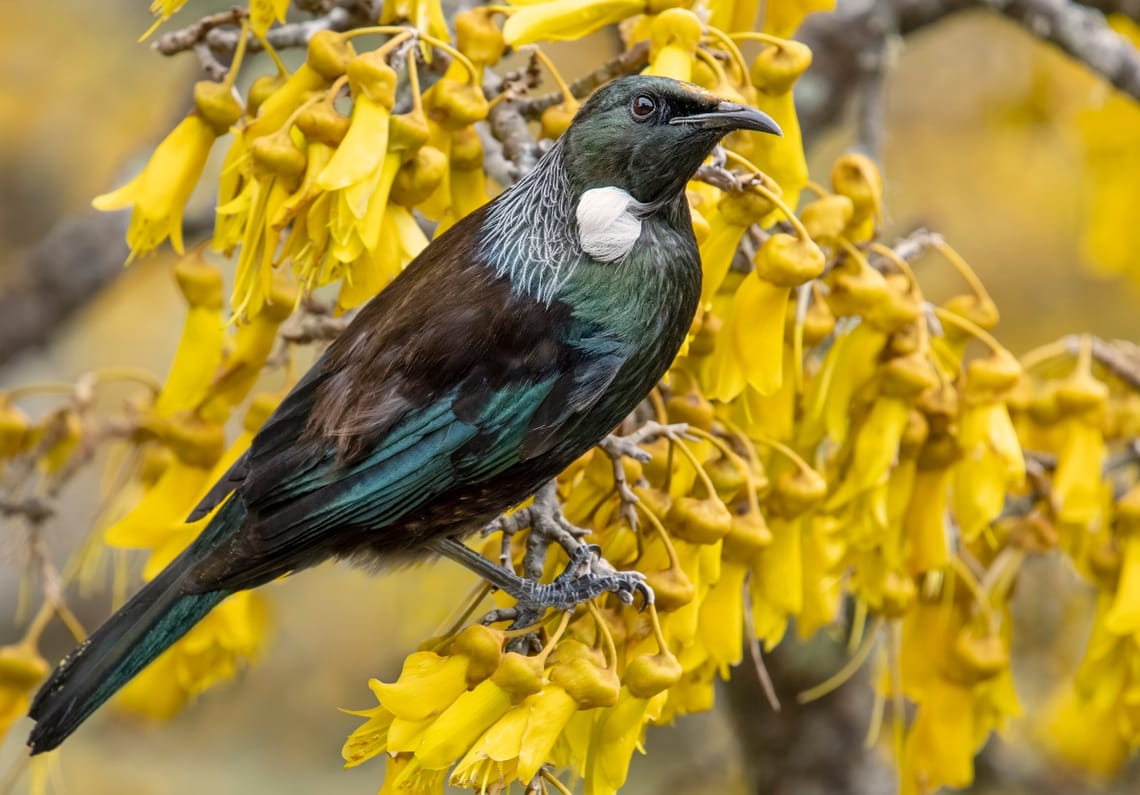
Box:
left=671, top=102, right=782, bottom=136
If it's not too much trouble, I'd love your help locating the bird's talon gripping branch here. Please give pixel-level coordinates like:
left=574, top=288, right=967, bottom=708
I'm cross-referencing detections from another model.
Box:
left=429, top=535, right=652, bottom=614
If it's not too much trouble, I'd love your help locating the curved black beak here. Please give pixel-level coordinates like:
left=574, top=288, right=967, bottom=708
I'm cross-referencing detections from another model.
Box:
left=671, top=101, right=782, bottom=136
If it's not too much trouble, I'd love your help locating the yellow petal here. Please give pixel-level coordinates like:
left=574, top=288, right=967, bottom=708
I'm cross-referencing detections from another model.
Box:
left=318, top=97, right=391, bottom=191
left=732, top=274, right=791, bottom=396
left=504, top=0, right=646, bottom=46
left=369, top=651, right=470, bottom=722
left=415, top=678, right=513, bottom=770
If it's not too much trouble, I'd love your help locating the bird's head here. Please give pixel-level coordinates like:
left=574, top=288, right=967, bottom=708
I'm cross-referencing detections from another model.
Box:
left=561, top=75, right=781, bottom=205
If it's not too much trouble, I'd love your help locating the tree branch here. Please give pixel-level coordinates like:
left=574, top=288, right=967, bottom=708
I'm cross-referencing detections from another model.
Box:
left=987, top=0, right=1140, bottom=99
left=798, top=0, right=1140, bottom=146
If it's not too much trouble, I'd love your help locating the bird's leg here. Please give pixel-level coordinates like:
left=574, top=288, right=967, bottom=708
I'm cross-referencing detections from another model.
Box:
left=429, top=480, right=654, bottom=615
left=429, top=536, right=652, bottom=614
left=597, top=421, right=693, bottom=530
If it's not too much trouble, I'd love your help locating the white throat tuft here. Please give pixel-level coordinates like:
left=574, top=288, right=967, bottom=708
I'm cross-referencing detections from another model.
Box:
left=576, top=187, right=644, bottom=263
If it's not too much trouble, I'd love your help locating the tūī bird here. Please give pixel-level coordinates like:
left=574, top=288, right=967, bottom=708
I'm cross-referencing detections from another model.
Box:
left=27, top=75, right=779, bottom=753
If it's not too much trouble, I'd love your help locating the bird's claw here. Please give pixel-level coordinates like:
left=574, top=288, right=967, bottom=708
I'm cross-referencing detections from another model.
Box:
left=512, top=543, right=653, bottom=613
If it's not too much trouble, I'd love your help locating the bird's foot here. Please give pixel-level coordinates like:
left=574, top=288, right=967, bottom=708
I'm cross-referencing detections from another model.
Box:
left=513, top=543, right=652, bottom=612
left=429, top=536, right=652, bottom=616
left=597, top=421, right=690, bottom=530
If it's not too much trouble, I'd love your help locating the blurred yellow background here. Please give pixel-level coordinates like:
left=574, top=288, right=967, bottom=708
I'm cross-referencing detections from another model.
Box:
left=0, top=1, right=1137, bottom=793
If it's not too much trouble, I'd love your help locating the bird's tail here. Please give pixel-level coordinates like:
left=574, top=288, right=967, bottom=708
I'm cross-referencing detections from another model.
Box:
left=27, top=498, right=245, bottom=754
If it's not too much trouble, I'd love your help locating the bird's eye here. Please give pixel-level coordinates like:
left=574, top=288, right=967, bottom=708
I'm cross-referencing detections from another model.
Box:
left=631, top=94, right=656, bottom=120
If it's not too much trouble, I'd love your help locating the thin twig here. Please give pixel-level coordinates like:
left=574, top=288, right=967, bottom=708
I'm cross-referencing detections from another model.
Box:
left=515, top=41, right=652, bottom=117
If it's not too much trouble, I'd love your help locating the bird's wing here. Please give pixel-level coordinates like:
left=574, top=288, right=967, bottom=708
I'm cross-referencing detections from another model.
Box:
left=183, top=212, right=627, bottom=591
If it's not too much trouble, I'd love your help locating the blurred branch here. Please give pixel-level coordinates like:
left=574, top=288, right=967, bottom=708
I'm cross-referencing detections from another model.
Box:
left=0, top=210, right=212, bottom=370
left=799, top=0, right=1140, bottom=147
left=990, top=0, right=1140, bottom=99
left=0, top=213, right=127, bottom=369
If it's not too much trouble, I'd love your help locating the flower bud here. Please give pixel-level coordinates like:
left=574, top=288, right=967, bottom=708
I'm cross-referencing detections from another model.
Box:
left=491, top=651, right=545, bottom=699
left=718, top=188, right=776, bottom=227
left=721, top=511, right=773, bottom=561
left=307, top=30, right=355, bottom=80
left=965, top=353, right=1022, bottom=399
left=0, top=643, right=49, bottom=689
left=1056, top=371, right=1109, bottom=416
left=541, top=101, right=577, bottom=139
left=946, top=630, right=1008, bottom=685
left=753, top=234, right=826, bottom=287
left=193, top=81, right=243, bottom=134
left=452, top=624, right=505, bottom=686
left=247, top=73, right=287, bottom=117
left=297, top=103, right=350, bottom=147
left=666, top=495, right=733, bottom=544
left=250, top=131, right=307, bottom=180
left=644, top=565, right=696, bottom=611
left=825, top=257, right=889, bottom=317
left=624, top=651, right=683, bottom=698
left=450, top=125, right=485, bottom=170
left=261, top=277, right=300, bottom=322
left=750, top=40, right=812, bottom=95
left=863, top=277, right=922, bottom=333
left=391, top=146, right=448, bottom=207
left=899, top=409, right=929, bottom=458
left=765, top=468, right=826, bottom=518
left=174, top=253, right=224, bottom=308
left=942, top=294, right=999, bottom=335
left=879, top=353, right=938, bottom=400
left=428, top=79, right=489, bottom=129
left=347, top=51, right=398, bottom=107
left=633, top=484, right=672, bottom=518
left=550, top=656, right=620, bottom=709
left=456, top=8, right=505, bottom=65
left=0, top=401, right=32, bottom=458
left=831, top=154, right=882, bottom=220
left=664, top=390, right=714, bottom=430
left=390, top=112, right=431, bottom=152
left=706, top=454, right=746, bottom=501
left=800, top=194, right=854, bottom=242
left=790, top=293, right=836, bottom=346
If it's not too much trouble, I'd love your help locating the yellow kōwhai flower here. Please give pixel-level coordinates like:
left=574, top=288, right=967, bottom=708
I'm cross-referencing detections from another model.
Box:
left=450, top=685, right=579, bottom=788
left=153, top=251, right=226, bottom=418
left=586, top=687, right=668, bottom=795
left=200, top=277, right=297, bottom=421
left=952, top=354, right=1026, bottom=541
left=761, top=0, right=835, bottom=38
left=250, top=0, right=289, bottom=36
left=103, top=417, right=225, bottom=573
left=503, top=0, right=647, bottom=46
left=1050, top=343, right=1109, bottom=527
left=643, top=9, right=703, bottom=82
left=0, top=643, right=50, bottom=741
left=745, top=38, right=811, bottom=209
left=93, top=113, right=219, bottom=260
